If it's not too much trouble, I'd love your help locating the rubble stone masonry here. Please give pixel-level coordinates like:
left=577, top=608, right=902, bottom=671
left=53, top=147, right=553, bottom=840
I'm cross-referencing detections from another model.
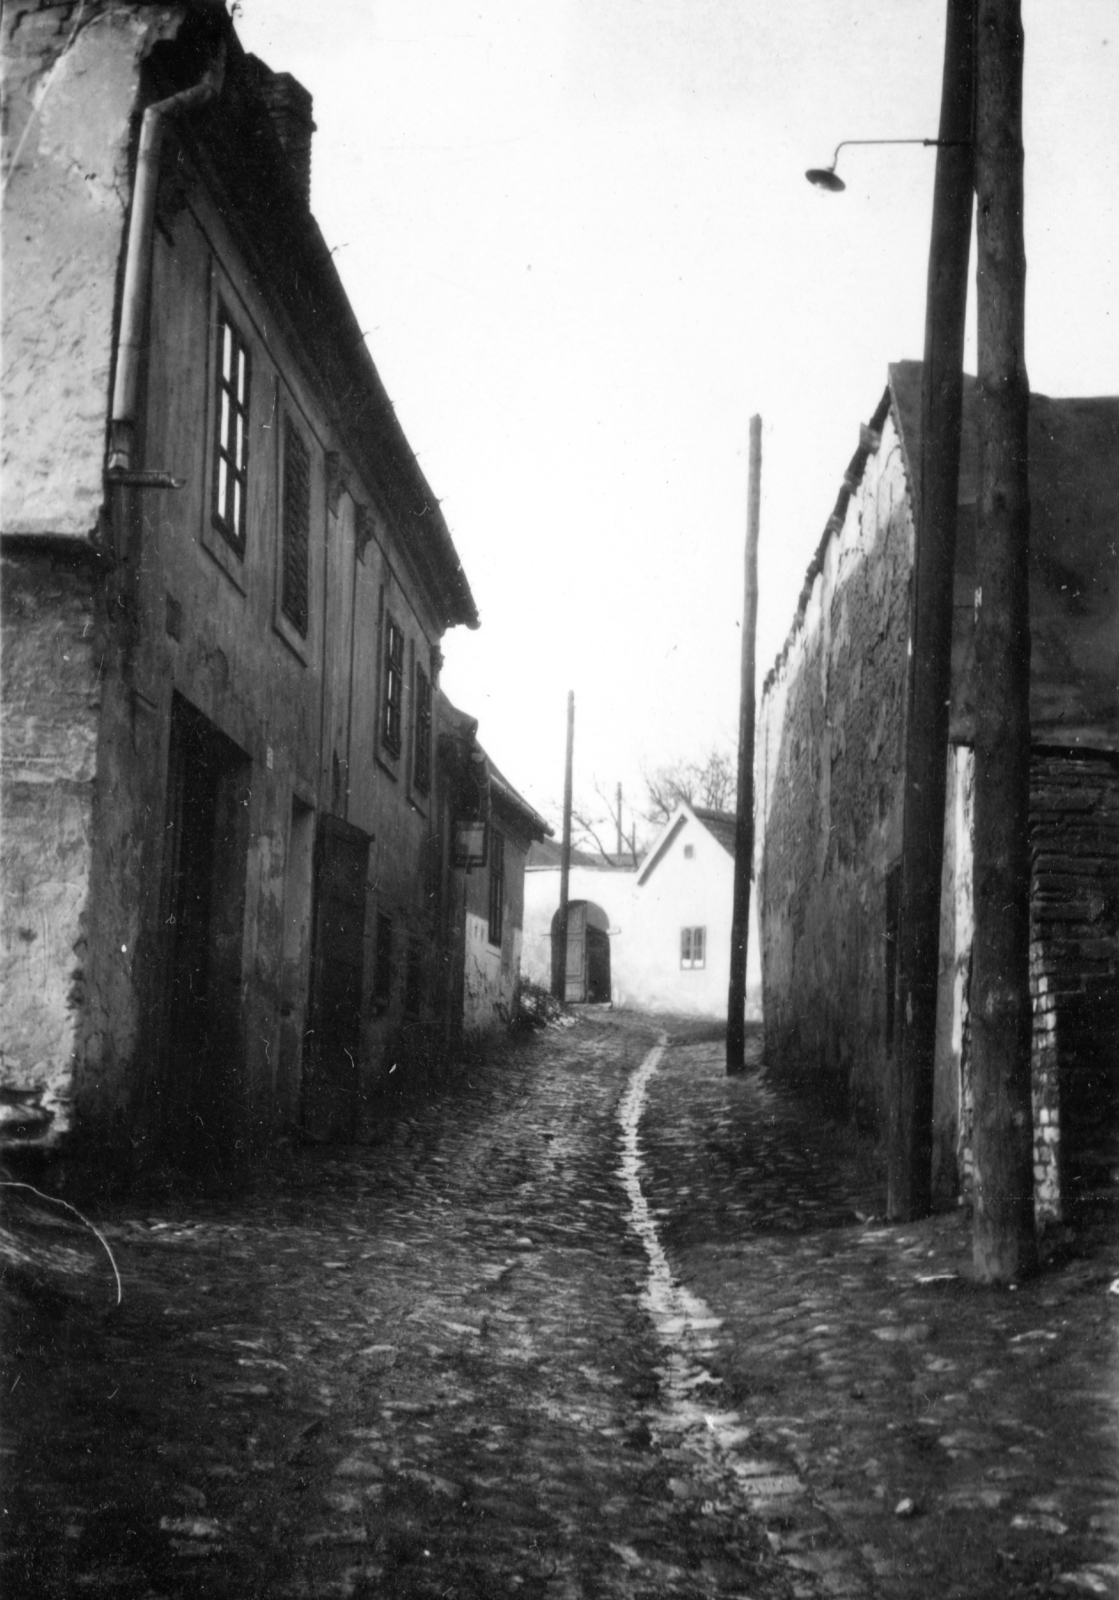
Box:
left=757, top=399, right=913, bottom=1126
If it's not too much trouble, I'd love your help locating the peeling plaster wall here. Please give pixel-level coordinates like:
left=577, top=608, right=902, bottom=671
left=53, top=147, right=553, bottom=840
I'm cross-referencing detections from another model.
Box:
left=462, top=830, right=529, bottom=1035
left=0, top=551, right=105, bottom=1142
left=1, top=2, right=182, bottom=536
left=756, top=411, right=914, bottom=1123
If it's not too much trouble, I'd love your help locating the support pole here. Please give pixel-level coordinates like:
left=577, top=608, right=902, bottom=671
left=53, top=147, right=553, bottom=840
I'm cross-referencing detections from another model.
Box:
left=970, top=0, right=1037, bottom=1282
left=727, top=415, right=761, bottom=1074
left=888, top=0, right=977, bottom=1220
left=553, top=691, right=575, bottom=1003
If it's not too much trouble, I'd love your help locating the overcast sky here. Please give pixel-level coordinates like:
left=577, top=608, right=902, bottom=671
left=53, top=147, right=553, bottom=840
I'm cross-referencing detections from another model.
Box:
left=236, top=0, right=1116, bottom=836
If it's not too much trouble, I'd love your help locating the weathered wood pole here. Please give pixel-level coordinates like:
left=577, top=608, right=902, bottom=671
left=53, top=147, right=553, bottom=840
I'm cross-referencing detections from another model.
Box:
left=888, top=0, right=977, bottom=1220
left=553, top=691, right=575, bottom=1002
left=727, top=415, right=761, bottom=1075
left=970, top=0, right=1038, bottom=1281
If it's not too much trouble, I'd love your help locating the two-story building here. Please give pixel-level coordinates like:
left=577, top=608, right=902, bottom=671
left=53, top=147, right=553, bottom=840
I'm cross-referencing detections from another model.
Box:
left=1, top=1, right=484, bottom=1172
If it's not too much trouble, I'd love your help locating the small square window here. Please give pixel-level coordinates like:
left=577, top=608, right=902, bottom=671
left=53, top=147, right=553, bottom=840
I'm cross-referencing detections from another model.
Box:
left=683, top=843, right=695, bottom=860
left=680, top=926, right=706, bottom=969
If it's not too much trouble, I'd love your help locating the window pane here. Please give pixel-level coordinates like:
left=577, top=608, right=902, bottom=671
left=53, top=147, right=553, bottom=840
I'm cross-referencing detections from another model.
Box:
left=221, top=322, right=232, bottom=381
left=220, top=389, right=230, bottom=451
left=217, top=456, right=228, bottom=520
left=695, top=928, right=705, bottom=964
left=232, top=477, right=242, bottom=535
left=237, top=348, right=248, bottom=404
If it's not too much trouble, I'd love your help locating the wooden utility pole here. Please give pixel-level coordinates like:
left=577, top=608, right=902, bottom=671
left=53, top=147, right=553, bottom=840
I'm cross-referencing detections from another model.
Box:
left=970, top=0, right=1037, bottom=1281
left=727, top=415, right=761, bottom=1074
left=888, top=0, right=977, bottom=1220
left=553, top=691, right=575, bottom=1003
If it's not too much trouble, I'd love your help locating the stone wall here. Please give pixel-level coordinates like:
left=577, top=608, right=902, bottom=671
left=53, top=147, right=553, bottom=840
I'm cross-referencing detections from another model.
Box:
left=0, top=549, right=105, bottom=1144
left=757, top=397, right=913, bottom=1124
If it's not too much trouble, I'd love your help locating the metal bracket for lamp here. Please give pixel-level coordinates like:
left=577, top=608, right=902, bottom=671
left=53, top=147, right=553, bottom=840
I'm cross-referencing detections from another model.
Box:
left=806, top=137, right=970, bottom=192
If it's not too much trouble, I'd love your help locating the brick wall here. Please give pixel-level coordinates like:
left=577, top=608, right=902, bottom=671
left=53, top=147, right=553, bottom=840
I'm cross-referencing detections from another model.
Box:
left=1029, top=749, right=1119, bottom=1212
left=757, top=397, right=914, bottom=1125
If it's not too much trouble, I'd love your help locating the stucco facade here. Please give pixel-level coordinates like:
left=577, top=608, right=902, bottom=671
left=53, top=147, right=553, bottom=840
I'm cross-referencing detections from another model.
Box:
left=757, top=362, right=1119, bottom=1217
left=1, top=3, right=482, bottom=1167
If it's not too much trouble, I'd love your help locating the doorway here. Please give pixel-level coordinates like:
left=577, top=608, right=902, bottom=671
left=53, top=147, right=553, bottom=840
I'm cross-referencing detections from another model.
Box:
left=302, top=814, right=370, bottom=1141
left=161, top=695, right=251, bottom=1163
left=552, top=900, right=611, bottom=1003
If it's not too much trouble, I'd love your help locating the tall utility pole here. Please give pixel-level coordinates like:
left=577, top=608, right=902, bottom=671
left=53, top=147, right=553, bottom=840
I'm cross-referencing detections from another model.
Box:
left=970, top=0, right=1037, bottom=1282
left=553, top=691, right=575, bottom=1003
left=727, top=415, right=761, bottom=1075
left=888, top=0, right=977, bottom=1219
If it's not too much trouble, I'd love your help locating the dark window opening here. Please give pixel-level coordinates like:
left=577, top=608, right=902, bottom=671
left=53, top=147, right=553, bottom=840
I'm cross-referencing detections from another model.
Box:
left=488, top=830, right=505, bottom=947
left=885, top=861, right=902, bottom=1050
left=680, top=926, right=706, bottom=969
left=373, top=912, right=393, bottom=1014
left=212, top=308, right=251, bottom=554
left=281, top=419, right=310, bottom=635
left=404, top=938, right=424, bottom=1018
left=413, top=663, right=432, bottom=793
left=383, top=620, right=404, bottom=755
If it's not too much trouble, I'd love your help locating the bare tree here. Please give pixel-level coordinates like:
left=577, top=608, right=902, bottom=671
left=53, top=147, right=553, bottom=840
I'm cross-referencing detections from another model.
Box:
left=643, top=749, right=737, bottom=830
left=570, top=778, right=641, bottom=866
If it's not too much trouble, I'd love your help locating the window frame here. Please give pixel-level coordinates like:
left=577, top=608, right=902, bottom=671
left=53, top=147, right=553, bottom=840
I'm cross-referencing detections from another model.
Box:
left=413, top=660, right=433, bottom=794
left=280, top=414, right=311, bottom=638
left=488, top=829, right=505, bottom=948
left=382, top=617, right=405, bottom=757
left=680, top=925, right=706, bottom=970
left=211, top=303, right=251, bottom=557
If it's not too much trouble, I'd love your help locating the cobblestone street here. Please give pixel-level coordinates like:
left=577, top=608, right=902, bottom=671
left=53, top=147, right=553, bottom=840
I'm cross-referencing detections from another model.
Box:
left=3, top=1011, right=1118, bottom=1599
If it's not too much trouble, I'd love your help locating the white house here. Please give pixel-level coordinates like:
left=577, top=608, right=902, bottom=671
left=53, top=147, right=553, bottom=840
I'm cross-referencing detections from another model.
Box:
left=522, top=805, right=762, bottom=1020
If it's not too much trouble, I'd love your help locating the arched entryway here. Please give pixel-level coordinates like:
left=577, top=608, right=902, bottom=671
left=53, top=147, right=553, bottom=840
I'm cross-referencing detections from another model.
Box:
left=551, top=900, right=611, bottom=1003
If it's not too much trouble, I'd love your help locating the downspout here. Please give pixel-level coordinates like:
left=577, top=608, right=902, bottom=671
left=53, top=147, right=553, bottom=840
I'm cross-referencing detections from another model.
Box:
left=107, top=42, right=226, bottom=474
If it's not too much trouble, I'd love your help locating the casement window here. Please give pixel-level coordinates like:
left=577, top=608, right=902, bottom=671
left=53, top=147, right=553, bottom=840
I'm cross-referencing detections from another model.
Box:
left=413, top=663, right=432, bottom=794
left=680, top=926, right=706, bottom=970
left=488, top=830, right=505, bottom=948
left=281, top=419, right=311, bottom=636
left=373, top=912, right=393, bottom=1013
left=382, top=619, right=404, bottom=756
left=212, top=308, right=251, bottom=553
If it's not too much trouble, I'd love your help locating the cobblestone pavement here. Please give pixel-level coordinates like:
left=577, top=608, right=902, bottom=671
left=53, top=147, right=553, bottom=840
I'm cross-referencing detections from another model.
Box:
left=3, top=1012, right=1117, bottom=1599
left=3, top=1014, right=789, bottom=1600
left=640, top=1027, right=1119, bottom=1600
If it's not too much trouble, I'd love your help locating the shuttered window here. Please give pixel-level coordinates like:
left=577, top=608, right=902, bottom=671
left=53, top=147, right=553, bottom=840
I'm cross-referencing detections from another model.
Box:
left=281, top=419, right=310, bottom=636
left=413, top=664, right=432, bottom=793
left=488, top=830, right=505, bottom=947
left=212, top=309, right=250, bottom=553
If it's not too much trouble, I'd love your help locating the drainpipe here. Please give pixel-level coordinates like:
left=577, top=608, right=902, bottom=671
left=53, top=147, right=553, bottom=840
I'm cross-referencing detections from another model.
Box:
left=107, top=43, right=226, bottom=474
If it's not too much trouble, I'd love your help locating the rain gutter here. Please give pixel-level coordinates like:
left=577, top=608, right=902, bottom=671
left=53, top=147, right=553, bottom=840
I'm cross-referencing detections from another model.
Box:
left=107, top=42, right=226, bottom=476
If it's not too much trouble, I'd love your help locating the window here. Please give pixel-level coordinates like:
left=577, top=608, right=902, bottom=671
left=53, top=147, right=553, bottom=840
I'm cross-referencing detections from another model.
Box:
left=212, top=308, right=251, bottom=553
left=488, top=830, right=505, bottom=947
left=413, top=663, right=432, bottom=793
left=373, top=912, right=393, bottom=1014
left=680, top=926, right=706, bottom=969
left=382, top=620, right=404, bottom=756
left=683, top=844, right=695, bottom=860
left=404, top=938, right=424, bottom=1018
left=281, top=419, right=310, bottom=635
left=885, top=862, right=902, bottom=1050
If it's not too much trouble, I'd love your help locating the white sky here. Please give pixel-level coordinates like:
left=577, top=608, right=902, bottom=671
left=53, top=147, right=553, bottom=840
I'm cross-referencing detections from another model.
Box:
left=236, top=0, right=1117, bottom=836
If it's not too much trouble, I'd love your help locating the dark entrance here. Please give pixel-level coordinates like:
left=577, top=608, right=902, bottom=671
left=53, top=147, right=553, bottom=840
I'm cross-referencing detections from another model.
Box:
left=552, top=900, right=611, bottom=1004
left=161, top=695, right=251, bottom=1164
left=302, top=815, right=370, bottom=1141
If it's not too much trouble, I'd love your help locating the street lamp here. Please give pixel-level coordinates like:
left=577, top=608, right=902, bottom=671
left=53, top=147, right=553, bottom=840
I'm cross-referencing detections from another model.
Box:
left=805, top=137, right=967, bottom=191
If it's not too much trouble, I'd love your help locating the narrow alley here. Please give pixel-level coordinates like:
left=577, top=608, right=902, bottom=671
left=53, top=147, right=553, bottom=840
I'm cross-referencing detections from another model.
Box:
left=3, top=1013, right=1117, bottom=1599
